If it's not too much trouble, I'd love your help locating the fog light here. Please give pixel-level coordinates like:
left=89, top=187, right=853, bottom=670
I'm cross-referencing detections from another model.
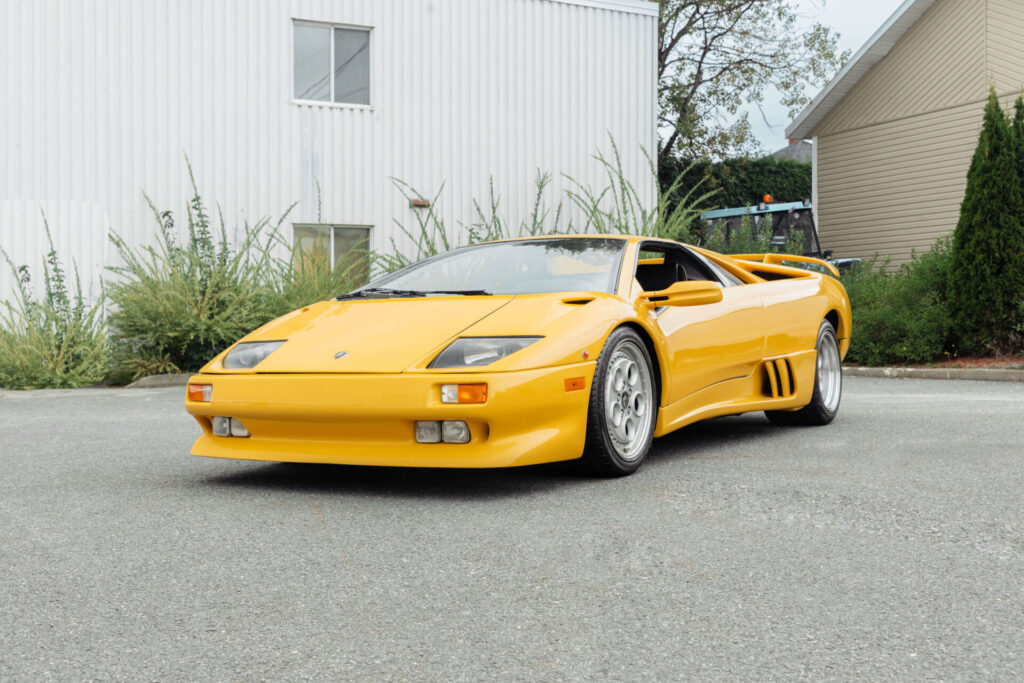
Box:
left=441, top=384, right=487, bottom=404
left=415, top=421, right=441, bottom=443
left=212, top=416, right=230, bottom=437
left=188, top=383, right=212, bottom=402
left=229, top=418, right=250, bottom=438
left=441, top=420, right=471, bottom=444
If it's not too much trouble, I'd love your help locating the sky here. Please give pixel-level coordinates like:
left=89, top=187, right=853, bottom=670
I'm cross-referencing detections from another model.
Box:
left=745, top=0, right=908, bottom=153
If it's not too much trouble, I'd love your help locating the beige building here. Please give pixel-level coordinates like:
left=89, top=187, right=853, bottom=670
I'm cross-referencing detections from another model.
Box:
left=787, top=0, right=1024, bottom=265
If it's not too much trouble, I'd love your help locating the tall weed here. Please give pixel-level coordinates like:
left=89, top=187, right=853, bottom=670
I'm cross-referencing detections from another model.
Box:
left=262, top=182, right=370, bottom=315
left=564, top=140, right=713, bottom=239
left=0, top=213, right=109, bottom=389
left=106, top=162, right=289, bottom=377
left=372, top=139, right=716, bottom=276
left=106, top=167, right=372, bottom=378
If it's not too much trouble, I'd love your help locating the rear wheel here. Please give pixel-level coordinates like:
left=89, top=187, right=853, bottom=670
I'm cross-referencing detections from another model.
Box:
left=766, top=319, right=842, bottom=426
left=581, top=328, right=657, bottom=476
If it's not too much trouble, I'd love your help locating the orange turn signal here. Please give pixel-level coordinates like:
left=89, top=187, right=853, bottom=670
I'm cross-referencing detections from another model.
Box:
left=564, top=377, right=586, bottom=392
left=188, top=383, right=212, bottom=402
left=440, top=384, right=488, bottom=404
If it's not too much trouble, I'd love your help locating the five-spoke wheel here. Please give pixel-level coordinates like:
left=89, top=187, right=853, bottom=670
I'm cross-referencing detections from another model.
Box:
left=583, top=327, right=657, bottom=476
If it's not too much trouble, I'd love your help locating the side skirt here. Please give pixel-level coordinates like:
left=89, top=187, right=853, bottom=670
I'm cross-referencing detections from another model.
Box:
left=654, top=349, right=817, bottom=437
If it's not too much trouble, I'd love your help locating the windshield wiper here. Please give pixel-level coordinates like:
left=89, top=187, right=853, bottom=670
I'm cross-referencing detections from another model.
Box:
left=421, top=289, right=492, bottom=296
left=336, top=288, right=492, bottom=301
left=335, top=287, right=428, bottom=300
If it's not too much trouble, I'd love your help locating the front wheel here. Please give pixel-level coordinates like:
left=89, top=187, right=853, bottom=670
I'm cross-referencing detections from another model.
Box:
left=581, top=328, right=657, bottom=476
left=766, top=319, right=842, bottom=426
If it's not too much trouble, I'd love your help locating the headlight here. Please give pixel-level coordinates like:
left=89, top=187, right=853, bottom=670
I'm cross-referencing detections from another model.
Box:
left=429, top=337, right=541, bottom=368
left=222, top=341, right=285, bottom=369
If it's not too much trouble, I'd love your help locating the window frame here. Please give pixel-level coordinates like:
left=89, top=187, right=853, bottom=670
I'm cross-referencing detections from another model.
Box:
left=291, top=19, right=373, bottom=110
left=688, top=248, right=744, bottom=287
left=634, top=240, right=734, bottom=290
left=292, top=224, right=373, bottom=271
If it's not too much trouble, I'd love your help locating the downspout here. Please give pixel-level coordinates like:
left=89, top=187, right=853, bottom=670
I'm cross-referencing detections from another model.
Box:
left=811, top=137, right=819, bottom=236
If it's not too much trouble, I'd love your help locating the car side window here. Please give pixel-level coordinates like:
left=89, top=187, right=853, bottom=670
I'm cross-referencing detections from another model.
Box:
left=635, top=243, right=720, bottom=291
left=694, top=252, right=744, bottom=287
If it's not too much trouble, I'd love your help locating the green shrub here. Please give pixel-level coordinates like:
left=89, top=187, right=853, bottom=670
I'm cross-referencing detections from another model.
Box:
left=0, top=215, right=109, bottom=389
left=263, top=231, right=369, bottom=317
left=106, top=164, right=288, bottom=377
left=263, top=249, right=366, bottom=317
left=948, top=88, right=1024, bottom=354
left=700, top=214, right=771, bottom=254
left=106, top=166, right=372, bottom=379
left=260, top=180, right=370, bottom=315
left=843, top=239, right=954, bottom=366
left=693, top=212, right=807, bottom=257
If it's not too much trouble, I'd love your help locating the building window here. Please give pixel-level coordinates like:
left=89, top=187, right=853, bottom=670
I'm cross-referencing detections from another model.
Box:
left=293, top=22, right=370, bottom=105
left=293, top=225, right=371, bottom=283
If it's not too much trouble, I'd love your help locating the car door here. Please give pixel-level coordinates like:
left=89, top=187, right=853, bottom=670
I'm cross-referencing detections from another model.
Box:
left=759, top=276, right=828, bottom=358
left=634, top=242, right=766, bottom=405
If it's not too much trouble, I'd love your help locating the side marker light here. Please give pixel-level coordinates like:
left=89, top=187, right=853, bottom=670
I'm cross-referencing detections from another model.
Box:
left=188, top=384, right=212, bottom=402
left=440, top=384, right=488, bottom=404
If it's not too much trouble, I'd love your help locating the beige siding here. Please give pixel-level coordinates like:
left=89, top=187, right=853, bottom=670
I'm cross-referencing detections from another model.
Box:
left=988, top=0, right=1024, bottom=92
left=807, top=0, right=1024, bottom=265
left=815, top=100, right=984, bottom=265
left=814, top=0, right=985, bottom=137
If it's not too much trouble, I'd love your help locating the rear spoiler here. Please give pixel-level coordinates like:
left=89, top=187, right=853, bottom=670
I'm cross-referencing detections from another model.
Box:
left=730, top=253, right=841, bottom=279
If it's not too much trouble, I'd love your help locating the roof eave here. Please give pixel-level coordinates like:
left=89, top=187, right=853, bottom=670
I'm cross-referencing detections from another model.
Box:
left=786, top=0, right=937, bottom=140
left=545, top=0, right=659, bottom=16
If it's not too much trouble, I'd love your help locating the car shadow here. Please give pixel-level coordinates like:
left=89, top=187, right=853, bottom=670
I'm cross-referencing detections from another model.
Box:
left=646, top=413, right=780, bottom=465
left=200, top=413, right=778, bottom=499
left=202, top=459, right=584, bottom=499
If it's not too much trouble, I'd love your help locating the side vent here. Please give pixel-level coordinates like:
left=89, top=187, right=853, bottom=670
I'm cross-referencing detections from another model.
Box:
left=752, top=270, right=791, bottom=281
left=762, top=358, right=796, bottom=398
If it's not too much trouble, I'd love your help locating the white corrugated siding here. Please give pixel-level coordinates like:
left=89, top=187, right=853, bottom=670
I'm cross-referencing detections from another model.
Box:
left=0, top=0, right=657, bottom=300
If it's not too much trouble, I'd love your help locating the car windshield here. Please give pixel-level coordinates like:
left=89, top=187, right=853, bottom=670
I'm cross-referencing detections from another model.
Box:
left=349, top=238, right=626, bottom=297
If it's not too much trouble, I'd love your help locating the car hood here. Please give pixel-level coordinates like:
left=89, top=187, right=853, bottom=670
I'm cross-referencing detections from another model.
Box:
left=220, top=296, right=515, bottom=374
left=207, top=291, right=629, bottom=374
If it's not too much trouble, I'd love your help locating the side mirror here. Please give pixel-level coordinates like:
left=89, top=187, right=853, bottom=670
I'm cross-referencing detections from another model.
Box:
left=641, top=280, right=724, bottom=308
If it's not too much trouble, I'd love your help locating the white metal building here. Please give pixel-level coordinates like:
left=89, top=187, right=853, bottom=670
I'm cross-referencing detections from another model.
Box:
left=0, top=0, right=658, bottom=300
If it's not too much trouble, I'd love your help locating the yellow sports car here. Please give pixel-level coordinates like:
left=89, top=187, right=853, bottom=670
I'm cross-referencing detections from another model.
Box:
left=185, top=235, right=851, bottom=476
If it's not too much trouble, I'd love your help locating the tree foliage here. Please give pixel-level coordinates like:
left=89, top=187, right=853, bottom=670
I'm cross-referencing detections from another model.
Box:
left=660, top=154, right=811, bottom=209
left=658, top=0, right=848, bottom=161
left=948, top=88, right=1024, bottom=354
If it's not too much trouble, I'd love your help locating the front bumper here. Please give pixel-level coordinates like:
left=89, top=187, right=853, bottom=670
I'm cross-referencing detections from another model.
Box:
left=184, top=362, right=596, bottom=468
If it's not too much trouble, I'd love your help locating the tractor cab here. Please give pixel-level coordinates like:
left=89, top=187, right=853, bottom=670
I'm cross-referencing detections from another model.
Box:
left=700, top=197, right=860, bottom=272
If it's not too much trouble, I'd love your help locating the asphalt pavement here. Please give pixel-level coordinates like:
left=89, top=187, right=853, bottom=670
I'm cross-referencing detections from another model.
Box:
left=1, top=377, right=1022, bottom=681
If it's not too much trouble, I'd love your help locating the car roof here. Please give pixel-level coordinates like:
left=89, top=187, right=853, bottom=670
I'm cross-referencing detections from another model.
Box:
left=475, top=234, right=654, bottom=247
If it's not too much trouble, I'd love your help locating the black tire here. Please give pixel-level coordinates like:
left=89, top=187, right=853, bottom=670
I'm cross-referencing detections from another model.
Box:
left=580, top=327, right=658, bottom=476
left=766, top=320, right=842, bottom=426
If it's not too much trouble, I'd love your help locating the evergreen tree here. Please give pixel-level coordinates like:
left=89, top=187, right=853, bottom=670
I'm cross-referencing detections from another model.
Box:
left=948, top=88, right=1024, bottom=353
left=1013, top=95, right=1024, bottom=185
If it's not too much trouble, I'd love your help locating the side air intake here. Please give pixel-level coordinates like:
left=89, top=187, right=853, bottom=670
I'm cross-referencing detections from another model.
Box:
left=763, top=358, right=796, bottom=398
